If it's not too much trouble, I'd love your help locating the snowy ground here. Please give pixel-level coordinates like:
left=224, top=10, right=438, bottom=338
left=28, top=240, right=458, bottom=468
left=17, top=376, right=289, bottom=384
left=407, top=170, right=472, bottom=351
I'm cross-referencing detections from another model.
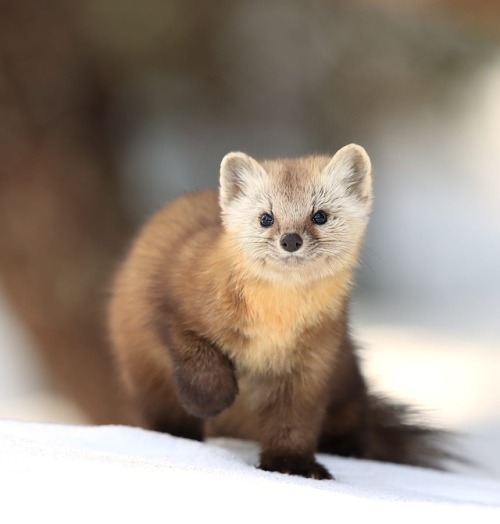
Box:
left=1, top=421, right=499, bottom=523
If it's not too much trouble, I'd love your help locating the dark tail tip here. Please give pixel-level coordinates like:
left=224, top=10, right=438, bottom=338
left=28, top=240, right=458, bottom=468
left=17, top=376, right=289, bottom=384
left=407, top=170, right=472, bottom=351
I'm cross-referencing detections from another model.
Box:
left=363, top=394, right=471, bottom=470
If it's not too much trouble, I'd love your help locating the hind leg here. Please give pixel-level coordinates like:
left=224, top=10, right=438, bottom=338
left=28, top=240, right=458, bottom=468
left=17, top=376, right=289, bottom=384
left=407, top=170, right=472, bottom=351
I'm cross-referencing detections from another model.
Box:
left=318, top=394, right=370, bottom=459
left=120, top=347, right=204, bottom=441
left=135, top=374, right=204, bottom=441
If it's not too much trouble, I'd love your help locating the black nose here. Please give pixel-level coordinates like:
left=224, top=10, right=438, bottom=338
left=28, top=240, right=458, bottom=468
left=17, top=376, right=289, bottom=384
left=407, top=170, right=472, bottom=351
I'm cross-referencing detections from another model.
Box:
left=280, top=233, right=303, bottom=253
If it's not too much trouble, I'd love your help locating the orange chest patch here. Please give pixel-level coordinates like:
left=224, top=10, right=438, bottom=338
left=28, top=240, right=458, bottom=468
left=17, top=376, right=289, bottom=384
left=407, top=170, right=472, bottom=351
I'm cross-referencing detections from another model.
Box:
left=226, top=274, right=349, bottom=374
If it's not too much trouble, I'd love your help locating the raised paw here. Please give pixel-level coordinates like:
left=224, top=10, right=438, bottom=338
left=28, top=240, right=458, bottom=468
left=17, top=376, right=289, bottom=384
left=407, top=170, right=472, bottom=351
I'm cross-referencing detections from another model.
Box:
left=259, top=452, right=333, bottom=480
left=173, top=340, right=238, bottom=418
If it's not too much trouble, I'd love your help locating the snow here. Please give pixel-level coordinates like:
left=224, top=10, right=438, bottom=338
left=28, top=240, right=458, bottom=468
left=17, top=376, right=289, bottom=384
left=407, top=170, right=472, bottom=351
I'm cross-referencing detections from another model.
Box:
left=0, top=420, right=499, bottom=523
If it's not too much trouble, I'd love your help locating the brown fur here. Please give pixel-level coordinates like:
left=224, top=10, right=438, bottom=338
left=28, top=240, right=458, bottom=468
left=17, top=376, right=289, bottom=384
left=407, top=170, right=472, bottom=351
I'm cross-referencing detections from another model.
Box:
left=108, top=147, right=450, bottom=480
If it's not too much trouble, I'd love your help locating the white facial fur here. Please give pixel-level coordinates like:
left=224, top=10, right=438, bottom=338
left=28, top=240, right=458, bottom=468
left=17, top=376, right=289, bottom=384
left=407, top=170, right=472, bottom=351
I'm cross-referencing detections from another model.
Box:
left=219, top=144, right=373, bottom=284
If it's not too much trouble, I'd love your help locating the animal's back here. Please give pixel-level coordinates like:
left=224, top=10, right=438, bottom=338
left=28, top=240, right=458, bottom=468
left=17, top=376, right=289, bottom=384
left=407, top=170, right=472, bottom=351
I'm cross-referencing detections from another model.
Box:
left=108, top=190, right=221, bottom=437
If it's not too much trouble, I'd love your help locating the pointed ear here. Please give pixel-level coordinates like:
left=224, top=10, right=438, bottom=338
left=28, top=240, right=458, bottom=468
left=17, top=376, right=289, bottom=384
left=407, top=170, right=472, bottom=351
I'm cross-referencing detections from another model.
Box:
left=323, top=144, right=372, bottom=201
left=219, top=152, right=267, bottom=210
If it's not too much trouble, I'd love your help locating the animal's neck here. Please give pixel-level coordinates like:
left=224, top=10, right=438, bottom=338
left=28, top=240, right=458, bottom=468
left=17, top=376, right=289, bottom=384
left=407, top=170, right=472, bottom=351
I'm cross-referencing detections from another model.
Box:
left=208, top=231, right=354, bottom=327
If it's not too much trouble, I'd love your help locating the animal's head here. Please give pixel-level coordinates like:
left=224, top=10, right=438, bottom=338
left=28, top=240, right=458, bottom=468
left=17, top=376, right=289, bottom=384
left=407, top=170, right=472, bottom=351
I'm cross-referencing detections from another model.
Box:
left=219, top=144, right=372, bottom=283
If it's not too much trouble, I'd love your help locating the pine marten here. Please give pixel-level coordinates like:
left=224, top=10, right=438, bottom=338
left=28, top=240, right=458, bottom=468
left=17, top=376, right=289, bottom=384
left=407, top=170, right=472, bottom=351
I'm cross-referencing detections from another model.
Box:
left=108, top=144, right=447, bottom=480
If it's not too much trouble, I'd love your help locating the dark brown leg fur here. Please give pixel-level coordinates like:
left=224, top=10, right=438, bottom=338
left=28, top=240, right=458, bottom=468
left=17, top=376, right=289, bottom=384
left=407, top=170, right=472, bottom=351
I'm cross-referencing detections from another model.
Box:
left=253, top=370, right=334, bottom=480
left=260, top=451, right=332, bottom=480
left=125, top=355, right=205, bottom=441
left=148, top=414, right=203, bottom=441
left=158, top=323, right=239, bottom=419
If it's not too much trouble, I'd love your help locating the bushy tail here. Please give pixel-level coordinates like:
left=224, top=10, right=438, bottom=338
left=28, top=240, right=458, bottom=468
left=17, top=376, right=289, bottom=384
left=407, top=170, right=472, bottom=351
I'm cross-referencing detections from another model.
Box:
left=319, top=393, right=463, bottom=470
left=361, top=394, right=460, bottom=469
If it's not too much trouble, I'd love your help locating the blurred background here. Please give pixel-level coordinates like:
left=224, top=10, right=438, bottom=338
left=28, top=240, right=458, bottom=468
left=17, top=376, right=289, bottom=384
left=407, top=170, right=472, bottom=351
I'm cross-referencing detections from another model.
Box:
left=0, top=0, right=498, bottom=477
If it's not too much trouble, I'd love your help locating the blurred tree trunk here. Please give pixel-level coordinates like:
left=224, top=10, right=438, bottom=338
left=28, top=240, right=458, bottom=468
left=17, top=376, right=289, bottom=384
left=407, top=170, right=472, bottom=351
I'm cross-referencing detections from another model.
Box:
left=0, top=0, right=494, bottom=426
left=0, top=0, right=134, bottom=424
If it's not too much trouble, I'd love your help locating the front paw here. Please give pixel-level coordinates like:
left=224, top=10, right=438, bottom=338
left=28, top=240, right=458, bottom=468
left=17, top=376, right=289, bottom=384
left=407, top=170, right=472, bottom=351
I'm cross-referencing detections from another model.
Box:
left=259, top=452, right=333, bottom=480
left=173, top=342, right=238, bottom=418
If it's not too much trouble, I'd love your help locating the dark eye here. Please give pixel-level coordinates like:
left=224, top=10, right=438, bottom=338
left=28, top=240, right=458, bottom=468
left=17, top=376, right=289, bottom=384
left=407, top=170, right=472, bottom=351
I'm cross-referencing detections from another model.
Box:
left=312, top=210, right=327, bottom=225
left=260, top=213, right=274, bottom=228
